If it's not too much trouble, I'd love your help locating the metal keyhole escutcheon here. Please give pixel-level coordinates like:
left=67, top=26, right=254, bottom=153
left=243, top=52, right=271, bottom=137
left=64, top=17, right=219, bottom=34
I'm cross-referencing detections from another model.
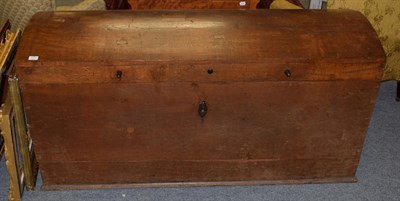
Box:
left=198, top=101, right=208, bottom=118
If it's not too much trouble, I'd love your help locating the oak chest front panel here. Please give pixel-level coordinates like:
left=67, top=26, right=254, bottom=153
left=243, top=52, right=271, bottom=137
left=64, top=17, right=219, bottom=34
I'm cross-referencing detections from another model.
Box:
left=14, top=10, right=385, bottom=189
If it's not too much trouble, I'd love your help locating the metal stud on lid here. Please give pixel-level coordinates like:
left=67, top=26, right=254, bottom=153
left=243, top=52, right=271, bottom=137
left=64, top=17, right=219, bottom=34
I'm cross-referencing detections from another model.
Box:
left=116, top=70, right=123, bottom=79
left=284, top=69, right=292, bottom=77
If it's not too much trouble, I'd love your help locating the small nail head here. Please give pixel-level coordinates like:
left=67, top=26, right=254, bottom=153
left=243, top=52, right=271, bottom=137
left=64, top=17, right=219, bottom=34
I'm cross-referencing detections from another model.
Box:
left=284, top=69, right=291, bottom=77
left=116, top=70, right=123, bottom=79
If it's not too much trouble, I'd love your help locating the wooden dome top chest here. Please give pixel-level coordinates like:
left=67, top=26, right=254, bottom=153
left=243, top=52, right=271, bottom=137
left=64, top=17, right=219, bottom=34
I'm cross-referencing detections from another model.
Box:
left=14, top=10, right=385, bottom=189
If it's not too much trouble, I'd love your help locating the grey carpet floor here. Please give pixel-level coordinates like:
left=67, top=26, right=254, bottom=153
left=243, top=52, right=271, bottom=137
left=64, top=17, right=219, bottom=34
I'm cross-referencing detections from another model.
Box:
left=1, top=80, right=399, bottom=201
